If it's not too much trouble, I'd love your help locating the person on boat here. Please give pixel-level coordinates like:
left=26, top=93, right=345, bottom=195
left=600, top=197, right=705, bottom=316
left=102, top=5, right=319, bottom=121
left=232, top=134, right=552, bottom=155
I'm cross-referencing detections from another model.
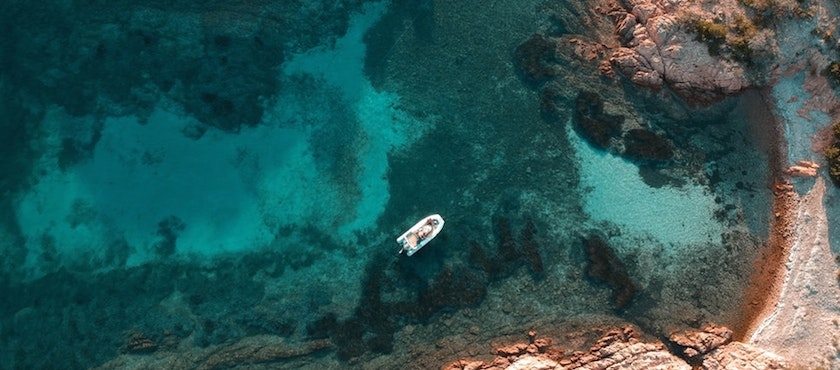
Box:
left=417, top=224, right=433, bottom=239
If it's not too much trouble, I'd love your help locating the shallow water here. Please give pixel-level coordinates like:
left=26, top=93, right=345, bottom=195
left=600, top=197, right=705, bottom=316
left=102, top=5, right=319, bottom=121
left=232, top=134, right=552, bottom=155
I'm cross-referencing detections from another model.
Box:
left=0, top=1, right=778, bottom=368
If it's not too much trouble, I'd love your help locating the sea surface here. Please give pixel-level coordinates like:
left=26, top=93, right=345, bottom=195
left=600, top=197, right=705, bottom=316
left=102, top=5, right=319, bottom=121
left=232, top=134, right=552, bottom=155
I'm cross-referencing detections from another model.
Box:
left=0, top=1, right=778, bottom=368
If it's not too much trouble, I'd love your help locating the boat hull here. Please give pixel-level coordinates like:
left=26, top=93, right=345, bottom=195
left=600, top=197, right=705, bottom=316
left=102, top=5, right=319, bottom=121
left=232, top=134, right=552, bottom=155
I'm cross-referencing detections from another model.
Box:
left=396, top=214, right=444, bottom=256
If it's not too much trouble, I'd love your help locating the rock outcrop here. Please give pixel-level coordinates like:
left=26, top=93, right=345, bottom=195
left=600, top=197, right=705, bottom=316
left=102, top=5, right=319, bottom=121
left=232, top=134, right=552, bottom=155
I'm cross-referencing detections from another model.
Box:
left=783, top=160, right=820, bottom=178
left=444, top=326, right=787, bottom=370
left=603, top=0, right=749, bottom=104
left=702, top=342, right=787, bottom=370
left=444, top=327, right=686, bottom=370
left=669, top=324, right=733, bottom=361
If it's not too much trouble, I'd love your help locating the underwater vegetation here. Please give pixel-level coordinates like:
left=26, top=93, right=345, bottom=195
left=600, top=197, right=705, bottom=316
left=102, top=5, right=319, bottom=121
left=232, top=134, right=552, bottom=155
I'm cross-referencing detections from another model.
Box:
left=581, top=233, right=636, bottom=310
left=823, top=120, right=840, bottom=186
left=691, top=19, right=729, bottom=56
left=307, top=216, right=548, bottom=360
left=469, top=217, right=545, bottom=280
left=513, top=34, right=559, bottom=87
left=684, top=0, right=812, bottom=67
left=828, top=61, right=840, bottom=87
left=572, top=91, right=673, bottom=164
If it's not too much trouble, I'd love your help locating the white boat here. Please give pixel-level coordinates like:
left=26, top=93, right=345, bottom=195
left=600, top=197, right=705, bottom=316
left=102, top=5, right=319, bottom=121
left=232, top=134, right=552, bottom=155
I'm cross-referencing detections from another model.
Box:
left=396, top=214, right=445, bottom=256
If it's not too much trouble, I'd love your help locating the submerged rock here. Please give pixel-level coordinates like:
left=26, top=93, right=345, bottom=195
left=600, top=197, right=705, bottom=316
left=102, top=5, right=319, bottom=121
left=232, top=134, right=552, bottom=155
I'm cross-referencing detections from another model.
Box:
left=469, top=217, right=547, bottom=281
left=622, top=128, right=674, bottom=162
left=581, top=233, right=637, bottom=310
left=3, top=1, right=365, bottom=131
left=520, top=220, right=544, bottom=278
left=514, top=34, right=560, bottom=86
left=572, top=91, right=625, bottom=150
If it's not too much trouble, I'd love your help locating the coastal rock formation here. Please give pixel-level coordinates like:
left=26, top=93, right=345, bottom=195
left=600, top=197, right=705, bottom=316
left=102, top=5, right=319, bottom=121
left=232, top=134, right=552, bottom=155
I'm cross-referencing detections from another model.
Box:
left=604, top=0, right=748, bottom=104
left=444, top=326, right=788, bottom=370
left=514, top=34, right=561, bottom=86
left=443, top=327, right=687, bottom=370
left=783, top=160, right=819, bottom=178
left=668, top=324, right=732, bottom=360
left=559, top=327, right=687, bottom=369
left=702, top=342, right=787, bottom=370
left=621, top=128, right=673, bottom=162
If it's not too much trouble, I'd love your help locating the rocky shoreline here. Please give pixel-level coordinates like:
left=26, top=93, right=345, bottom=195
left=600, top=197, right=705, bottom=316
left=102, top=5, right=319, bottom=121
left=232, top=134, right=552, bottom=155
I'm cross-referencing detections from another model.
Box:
left=447, top=0, right=840, bottom=368
left=443, top=325, right=786, bottom=369
left=440, top=84, right=821, bottom=368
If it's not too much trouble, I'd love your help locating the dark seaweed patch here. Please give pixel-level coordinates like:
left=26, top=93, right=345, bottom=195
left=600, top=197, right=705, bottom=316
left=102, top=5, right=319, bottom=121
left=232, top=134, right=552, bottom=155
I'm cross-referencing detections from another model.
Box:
left=581, top=233, right=637, bottom=310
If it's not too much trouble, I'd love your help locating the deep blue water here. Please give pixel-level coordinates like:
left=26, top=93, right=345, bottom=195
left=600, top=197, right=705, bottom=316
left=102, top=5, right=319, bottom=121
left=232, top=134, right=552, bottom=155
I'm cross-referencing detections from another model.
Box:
left=0, top=1, right=777, bottom=368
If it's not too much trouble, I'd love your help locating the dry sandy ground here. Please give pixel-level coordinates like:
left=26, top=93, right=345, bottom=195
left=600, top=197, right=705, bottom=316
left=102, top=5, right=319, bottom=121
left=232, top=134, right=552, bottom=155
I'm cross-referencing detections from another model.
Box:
left=748, top=177, right=840, bottom=369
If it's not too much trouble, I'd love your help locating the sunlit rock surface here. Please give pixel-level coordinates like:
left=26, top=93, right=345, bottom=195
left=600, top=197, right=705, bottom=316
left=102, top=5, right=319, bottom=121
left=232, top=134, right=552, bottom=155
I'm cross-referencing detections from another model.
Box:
left=444, top=326, right=785, bottom=370
left=606, top=0, right=749, bottom=104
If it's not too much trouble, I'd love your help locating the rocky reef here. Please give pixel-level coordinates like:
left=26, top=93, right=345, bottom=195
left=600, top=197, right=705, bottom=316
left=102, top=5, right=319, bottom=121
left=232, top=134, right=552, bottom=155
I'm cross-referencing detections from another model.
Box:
left=468, top=217, right=547, bottom=281
left=571, top=91, right=625, bottom=150
left=2, top=1, right=365, bottom=133
left=581, top=233, right=636, bottom=310
left=570, top=90, right=674, bottom=166
left=507, top=0, right=840, bottom=368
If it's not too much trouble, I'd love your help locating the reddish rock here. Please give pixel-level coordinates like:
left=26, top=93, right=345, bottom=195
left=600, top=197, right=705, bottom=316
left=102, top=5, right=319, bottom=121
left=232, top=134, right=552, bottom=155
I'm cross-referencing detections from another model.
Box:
left=669, top=324, right=733, bottom=360
left=448, top=327, right=694, bottom=369
left=784, top=160, right=820, bottom=177
left=442, top=359, right=487, bottom=370
left=605, top=0, right=749, bottom=105
left=702, top=342, right=787, bottom=370
left=534, top=338, right=552, bottom=353
left=495, top=343, right=529, bottom=356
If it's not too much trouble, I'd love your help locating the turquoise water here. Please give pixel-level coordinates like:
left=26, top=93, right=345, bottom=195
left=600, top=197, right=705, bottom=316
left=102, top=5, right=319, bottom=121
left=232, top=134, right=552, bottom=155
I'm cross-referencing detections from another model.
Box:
left=1, top=1, right=777, bottom=368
